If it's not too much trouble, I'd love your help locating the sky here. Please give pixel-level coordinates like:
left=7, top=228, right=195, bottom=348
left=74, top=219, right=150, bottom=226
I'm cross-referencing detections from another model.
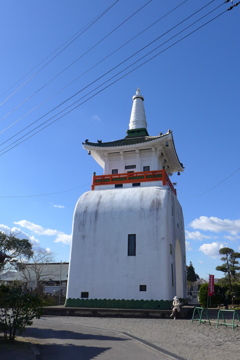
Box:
left=0, top=0, right=239, bottom=280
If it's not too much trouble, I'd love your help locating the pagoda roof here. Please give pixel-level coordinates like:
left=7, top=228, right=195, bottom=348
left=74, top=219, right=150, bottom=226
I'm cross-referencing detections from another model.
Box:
left=83, top=128, right=174, bottom=149
left=82, top=132, right=165, bottom=149
left=83, top=130, right=184, bottom=173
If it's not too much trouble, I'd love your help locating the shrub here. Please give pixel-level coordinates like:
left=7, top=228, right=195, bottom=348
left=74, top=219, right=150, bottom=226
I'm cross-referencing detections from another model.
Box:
left=0, top=283, right=43, bottom=341
left=199, top=283, right=229, bottom=308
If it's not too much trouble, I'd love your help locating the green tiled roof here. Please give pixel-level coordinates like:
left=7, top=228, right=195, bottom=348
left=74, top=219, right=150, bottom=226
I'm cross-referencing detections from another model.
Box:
left=83, top=129, right=163, bottom=148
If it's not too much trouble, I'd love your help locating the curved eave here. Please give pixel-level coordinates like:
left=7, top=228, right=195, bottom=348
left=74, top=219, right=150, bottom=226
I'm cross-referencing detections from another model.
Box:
left=164, top=133, right=184, bottom=173
left=83, top=132, right=184, bottom=173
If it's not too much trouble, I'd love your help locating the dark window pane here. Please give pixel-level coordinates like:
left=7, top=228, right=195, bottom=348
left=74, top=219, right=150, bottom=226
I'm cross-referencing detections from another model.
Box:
left=125, top=165, right=136, bottom=169
left=128, top=234, right=136, bottom=256
left=81, top=292, right=89, bottom=298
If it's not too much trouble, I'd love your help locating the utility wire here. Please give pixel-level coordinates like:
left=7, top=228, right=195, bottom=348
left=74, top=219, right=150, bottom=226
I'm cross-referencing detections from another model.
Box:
left=0, top=0, right=151, bottom=123
left=0, top=0, right=186, bottom=136
left=0, top=5, right=231, bottom=157
left=0, top=2, right=226, bottom=154
left=1, top=2, right=239, bottom=197
left=0, top=0, right=120, bottom=107
left=185, top=166, right=240, bottom=198
left=0, top=185, right=89, bottom=198
left=0, top=0, right=219, bottom=150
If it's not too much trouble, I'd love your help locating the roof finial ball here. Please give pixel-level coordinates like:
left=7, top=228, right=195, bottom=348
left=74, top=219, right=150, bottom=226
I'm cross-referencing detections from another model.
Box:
left=133, top=88, right=144, bottom=101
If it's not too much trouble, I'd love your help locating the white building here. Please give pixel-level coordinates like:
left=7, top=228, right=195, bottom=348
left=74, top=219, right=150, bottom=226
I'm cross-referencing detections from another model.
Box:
left=66, top=89, right=186, bottom=305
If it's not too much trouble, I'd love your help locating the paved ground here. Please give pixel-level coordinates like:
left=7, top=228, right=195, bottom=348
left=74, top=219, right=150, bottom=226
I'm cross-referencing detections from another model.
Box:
left=0, top=337, right=37, bottom=360
left=1, top=317, right=175, bottom=360
left=23, top=317, right=173, bottom=360
left=1, top=304, right=240, bottom=360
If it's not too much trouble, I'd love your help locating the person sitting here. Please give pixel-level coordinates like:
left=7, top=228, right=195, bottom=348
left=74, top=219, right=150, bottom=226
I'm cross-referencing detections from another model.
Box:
left=170, top=296, right=181, bottom=319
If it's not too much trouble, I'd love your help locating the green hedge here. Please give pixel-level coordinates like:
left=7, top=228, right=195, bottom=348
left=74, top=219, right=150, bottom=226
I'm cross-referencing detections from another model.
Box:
left=65, top=298, right=172, bottom=309
left=199, top=283, right=227, bottom=307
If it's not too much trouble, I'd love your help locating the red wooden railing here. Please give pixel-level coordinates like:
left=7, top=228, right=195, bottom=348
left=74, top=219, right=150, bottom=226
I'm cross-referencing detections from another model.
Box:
left=91, top=169, right=176, bottom=195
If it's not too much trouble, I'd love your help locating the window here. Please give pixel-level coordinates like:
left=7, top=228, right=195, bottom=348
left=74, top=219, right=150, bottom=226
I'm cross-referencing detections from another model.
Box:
left=81, top=292, right=89, bottom=298
left=132, top=183, right=140, bottom=187
left=139, top=285, right=147, bottom=291
left=171, top=263, right=174, bottom=286
left=170, top=244, right=173, bottom=255
left=143, top=166, right=150, bottom=171
left=128, top=234, right=136, bottom=256
left=125, top=165, right=136, bottom=169
left=115, top=184, right=123, bottom=188
left=112, top=169, right=118, bottom=174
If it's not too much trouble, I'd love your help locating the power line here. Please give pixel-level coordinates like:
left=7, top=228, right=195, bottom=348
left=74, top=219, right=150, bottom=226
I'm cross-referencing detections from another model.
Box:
left=0, top=11, right=229, bottom=157
left=0, top=0, right=151, bottom=124
left=0, top=0, right=187, bottom=137
left=0, top=0, right=220, bottom=151
left=0, top=185, right=89, bottom=198
left=186, top=166, right=240, bottom=198
left=0, top=2, right=238, bottom=197
left=0, top=3, right=228, bottom=155
left=0, top=0, right=120, bottom=107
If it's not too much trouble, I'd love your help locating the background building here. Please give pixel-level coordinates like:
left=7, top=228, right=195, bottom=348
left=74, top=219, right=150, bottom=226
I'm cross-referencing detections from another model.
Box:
left=0, top=262, right=69, bottom=296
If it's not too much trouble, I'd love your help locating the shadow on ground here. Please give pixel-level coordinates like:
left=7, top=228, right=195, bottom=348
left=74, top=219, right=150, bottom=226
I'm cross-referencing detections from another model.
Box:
left=37, top=343, right=111, bottom=360
left=24, top=326, right=128, bottom=341
left=23, top=324, right=129, bottom=360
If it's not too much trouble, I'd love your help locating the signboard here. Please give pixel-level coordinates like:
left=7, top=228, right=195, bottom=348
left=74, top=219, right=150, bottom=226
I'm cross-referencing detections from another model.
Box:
left=208, top=274, right=215, bottom=296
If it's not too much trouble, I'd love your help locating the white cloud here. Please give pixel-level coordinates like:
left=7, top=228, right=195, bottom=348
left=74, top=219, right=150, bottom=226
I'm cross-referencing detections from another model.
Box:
left=199, top=242, right=225, bottom=258
left=224, top=235, right=240, bottom=241
left=14, top=220, right=59, bottom=236
left=185, top=241, right=192, bottom=251
left=54, top=233, right=72, bottom=245
left=185, top=230, right=212, bottom=241
left=190, top=216, right=240, bottom=235
left=53, top=204, right=65, bottom=209
left=91, top=115, right=101, bottom=122
left=14, top=220, right=71, bottom=245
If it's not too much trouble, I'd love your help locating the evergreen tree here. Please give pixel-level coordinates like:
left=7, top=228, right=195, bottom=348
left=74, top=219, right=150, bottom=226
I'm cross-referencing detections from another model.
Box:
left=0, top=232, right=33, bottom=270
left=186, top=261, right=199, bottom=282
left=216, top=247, right=240, bottom=291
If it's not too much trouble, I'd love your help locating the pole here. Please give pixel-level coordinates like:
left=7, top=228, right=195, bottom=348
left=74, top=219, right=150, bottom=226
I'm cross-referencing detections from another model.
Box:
left=59, top=261, right=62, bottom=305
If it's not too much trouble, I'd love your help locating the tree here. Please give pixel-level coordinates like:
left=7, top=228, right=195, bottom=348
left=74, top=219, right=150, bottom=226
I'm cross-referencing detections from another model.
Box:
left=186, top=262, right=199, bottom=282
left=16, top=250, right=55, bottom=293
left=0, top=232, right=33, bottom=271
left=216, top=247, right=240, bottom=291
left=0, top=282, right=42, bottom=341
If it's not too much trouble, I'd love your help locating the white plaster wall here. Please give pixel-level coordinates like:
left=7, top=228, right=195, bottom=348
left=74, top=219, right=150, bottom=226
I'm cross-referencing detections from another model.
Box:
left=94, top=181, right=164, bottom=190
left=106, top=149, right=163, bottom=175
left=67, top=186, right=186, bottom=301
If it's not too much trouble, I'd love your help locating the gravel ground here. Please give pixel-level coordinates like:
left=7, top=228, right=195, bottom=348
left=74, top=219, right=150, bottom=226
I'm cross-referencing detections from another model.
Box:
left=46, top=315, right=240, bottom=360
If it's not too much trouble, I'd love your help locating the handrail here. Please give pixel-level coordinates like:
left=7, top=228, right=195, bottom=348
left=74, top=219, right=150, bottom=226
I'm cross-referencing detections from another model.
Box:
left=91, top=169, right=176, bottom=195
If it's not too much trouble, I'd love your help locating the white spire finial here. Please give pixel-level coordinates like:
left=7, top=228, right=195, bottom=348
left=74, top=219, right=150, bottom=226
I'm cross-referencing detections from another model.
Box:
left=129, top=88, right=147, bottom=130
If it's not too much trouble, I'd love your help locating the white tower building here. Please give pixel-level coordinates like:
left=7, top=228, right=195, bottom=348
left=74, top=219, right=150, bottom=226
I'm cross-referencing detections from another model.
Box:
left=66, top=89, right=186, bottom=306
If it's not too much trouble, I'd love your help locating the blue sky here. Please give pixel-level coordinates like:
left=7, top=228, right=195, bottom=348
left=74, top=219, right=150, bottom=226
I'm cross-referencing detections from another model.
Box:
left=0, top=0, right=239, bottom=279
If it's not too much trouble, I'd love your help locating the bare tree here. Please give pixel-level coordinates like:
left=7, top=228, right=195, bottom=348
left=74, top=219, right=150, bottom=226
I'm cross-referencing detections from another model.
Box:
left=17, top=250, right=55, bottom=293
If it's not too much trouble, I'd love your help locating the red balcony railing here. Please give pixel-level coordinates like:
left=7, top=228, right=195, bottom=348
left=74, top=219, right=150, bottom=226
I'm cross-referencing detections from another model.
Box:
left=91, top=169, right=176, bottom=195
